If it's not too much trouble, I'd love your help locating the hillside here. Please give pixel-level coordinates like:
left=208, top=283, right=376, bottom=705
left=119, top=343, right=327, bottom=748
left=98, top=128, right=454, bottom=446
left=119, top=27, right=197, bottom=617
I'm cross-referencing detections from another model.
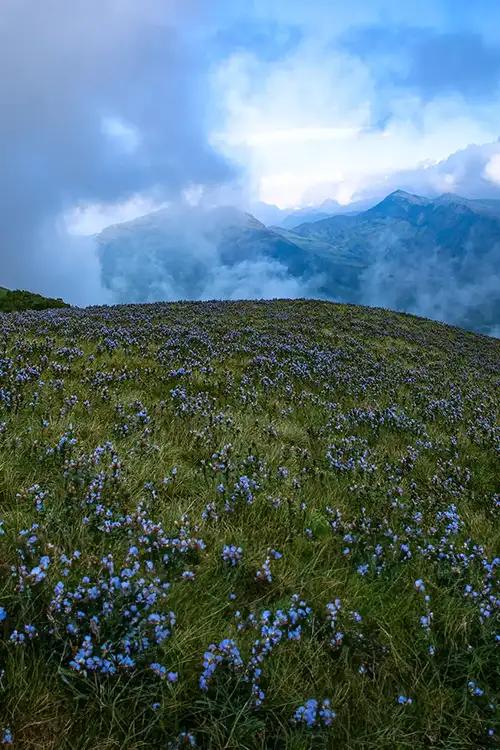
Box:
left=95, top=191, right=500, bottom=335
left=279, top=190, right=500, bottom=334
left=0, top=286, right=69, bottom=313
left=97, top=206, right=309, bottom=302
left=0, top=300, right=498, bottom=748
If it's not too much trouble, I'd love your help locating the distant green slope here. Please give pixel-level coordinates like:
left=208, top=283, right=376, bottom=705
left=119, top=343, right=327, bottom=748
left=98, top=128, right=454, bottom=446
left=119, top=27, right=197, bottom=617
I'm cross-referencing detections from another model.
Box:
left=0, top=287, right=69, bottom=312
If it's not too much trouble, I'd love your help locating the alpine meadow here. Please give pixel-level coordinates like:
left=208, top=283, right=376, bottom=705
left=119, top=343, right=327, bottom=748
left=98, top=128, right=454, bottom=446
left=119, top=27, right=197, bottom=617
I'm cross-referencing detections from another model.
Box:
left=0, top=300, right=498, bottom=748
left=1, top=1, right=500, bottom=747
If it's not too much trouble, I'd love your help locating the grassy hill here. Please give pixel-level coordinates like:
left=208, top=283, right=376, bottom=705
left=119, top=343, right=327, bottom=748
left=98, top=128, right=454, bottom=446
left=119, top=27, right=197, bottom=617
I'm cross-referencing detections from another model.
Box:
left=0, top=286, right=69, bottom=312
left=0, top=300, right=498, bottom=748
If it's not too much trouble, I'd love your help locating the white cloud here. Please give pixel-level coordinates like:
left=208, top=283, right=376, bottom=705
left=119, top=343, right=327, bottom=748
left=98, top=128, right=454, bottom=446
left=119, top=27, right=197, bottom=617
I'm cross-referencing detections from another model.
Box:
left=211, top=40, right=500, bottom=207
left=101, top=116, right=141, bottom=154
left=483, top=153, right=500, bottom=184
left=216, top=126, right=362, bottom=147
left=64, top=195, right=168, bottom=235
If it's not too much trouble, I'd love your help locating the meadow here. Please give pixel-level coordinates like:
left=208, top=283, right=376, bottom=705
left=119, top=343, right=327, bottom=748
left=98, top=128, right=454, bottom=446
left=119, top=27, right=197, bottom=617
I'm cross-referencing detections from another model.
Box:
left=0, top=299, right=498, bottom=749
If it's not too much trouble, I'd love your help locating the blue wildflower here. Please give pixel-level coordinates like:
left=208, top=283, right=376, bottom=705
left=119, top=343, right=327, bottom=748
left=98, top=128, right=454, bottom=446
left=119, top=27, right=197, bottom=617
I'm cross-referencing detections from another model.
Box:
left=1, top=728, right=13, bottom=745
left=397, top=695, right=413, bottom=705
left=222, top=544, right=243, bottom=566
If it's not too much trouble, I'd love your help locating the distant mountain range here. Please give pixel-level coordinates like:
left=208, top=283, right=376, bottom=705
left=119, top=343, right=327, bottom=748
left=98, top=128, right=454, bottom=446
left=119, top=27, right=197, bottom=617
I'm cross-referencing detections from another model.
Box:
left=250, top=197, right=374, bottom=228
left=96, top=190, right=500, bottom=335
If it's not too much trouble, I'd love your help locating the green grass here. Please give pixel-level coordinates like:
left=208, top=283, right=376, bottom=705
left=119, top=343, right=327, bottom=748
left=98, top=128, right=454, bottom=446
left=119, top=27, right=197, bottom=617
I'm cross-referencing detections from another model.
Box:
left=0, top=287, right=69, bottom=312
left=0, top=299, right=498, bottom=749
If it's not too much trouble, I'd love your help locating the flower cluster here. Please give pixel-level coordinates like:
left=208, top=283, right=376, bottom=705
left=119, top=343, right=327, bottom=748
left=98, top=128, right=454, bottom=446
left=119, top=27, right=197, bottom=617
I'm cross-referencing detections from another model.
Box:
left=255, top=548, right=282, bottom=583
left=199, top=639, right=243, bottom=691
left=293, top=698, right=336, bottom=728
left=221, top=544, right=243, bottom=567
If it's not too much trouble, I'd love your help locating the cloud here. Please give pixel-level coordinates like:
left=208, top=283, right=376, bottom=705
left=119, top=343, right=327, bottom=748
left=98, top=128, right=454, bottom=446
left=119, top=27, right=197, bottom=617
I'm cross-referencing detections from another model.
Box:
left=341, top=24, right=500, bottom=100
left=212, top=35, right=500, bottom=206
left=97, top=205, right=314, bottom=303
left=406, top=32, right=500, bottom=100
left=65, top=196, right=169, bottom=236
left=358, top=231, right=500, bottom=336
left=349, top=139, right=500, bottom=202
left=0, top=0, right=236, bottom=302
left=484, top=153, right=500, bottom=185
left=213, top=19, right=303, bottom=62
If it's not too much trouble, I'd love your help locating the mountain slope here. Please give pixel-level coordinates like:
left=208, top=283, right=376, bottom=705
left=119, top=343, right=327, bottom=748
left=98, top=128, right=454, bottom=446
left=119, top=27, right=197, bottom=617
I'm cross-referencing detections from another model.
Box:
left=0, top=299, right=498, bottom=747
left=97, top=205, right=320, bottom=302
left=0, top=286, right=69, bottom=312
left=279, top=190, right=500, bottom=334
left=96, top=192, right=500, bottom=335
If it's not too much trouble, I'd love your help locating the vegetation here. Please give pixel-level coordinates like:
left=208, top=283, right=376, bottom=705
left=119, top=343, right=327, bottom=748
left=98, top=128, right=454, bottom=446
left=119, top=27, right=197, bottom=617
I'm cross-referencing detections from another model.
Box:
left=0, top=287, right=68, bottom=313
left=0, top=299, right=498, bottom=749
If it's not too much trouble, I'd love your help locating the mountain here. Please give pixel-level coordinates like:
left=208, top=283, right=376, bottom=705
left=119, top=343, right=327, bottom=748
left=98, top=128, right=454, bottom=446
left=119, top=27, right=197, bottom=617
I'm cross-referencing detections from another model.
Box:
left=278, top=207, right=335, bottom=229
left=97, top=205, right=313, bottom=302
left=0, top=286, right=69, bottom=312
left=277, top=190, right=500, bottom=334
left=96, top=191, right=500, bottom=335
left=249, top=197, right=377, bottom=229
left=277, top=197, right=375, bottom=229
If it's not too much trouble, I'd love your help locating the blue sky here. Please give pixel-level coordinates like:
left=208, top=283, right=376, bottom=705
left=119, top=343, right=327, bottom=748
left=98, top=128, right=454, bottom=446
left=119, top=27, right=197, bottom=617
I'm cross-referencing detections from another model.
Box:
left=1, top=0, right=500, bottom=294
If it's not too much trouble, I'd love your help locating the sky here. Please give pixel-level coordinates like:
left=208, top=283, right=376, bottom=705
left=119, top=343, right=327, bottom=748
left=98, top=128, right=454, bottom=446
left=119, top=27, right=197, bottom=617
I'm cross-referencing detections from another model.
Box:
left=1, top=0, right=500, bottom=303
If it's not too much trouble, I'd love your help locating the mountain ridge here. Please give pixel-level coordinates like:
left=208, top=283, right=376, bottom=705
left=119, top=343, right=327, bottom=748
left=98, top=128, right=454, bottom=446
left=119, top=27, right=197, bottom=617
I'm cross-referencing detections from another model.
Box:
left=95, top=190, right=500, bottom=335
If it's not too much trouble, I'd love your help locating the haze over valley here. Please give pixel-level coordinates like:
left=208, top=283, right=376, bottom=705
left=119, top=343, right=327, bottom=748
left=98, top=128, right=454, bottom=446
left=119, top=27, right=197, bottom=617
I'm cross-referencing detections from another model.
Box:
left=1, top=0, right=500, bottom=335
left=96, top=189, right=500, bottom=334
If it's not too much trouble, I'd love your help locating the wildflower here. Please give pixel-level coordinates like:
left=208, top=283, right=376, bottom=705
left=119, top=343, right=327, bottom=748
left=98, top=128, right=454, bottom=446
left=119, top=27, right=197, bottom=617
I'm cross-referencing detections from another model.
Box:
left=221, top=544, right=243, bottom=567
left=199, top=639, right=243, bottom=691
left=1, top=728, right=13, bottom=745
left=293, top=698, right=335, bottom=728
left=318, top=699, right=336, bottom=726
left=420, top=614, right=432, bottom=630
left=397, top=695, right=413, bottom=705
left=293, top=699, right=318, bottom=728
left=0, top=607, right=7, bottom=622
left=149, top=662, right=166, bottom=678
left=468, top=680, right=484, bottom=697
left=9, top=630, right=25, bottom=645
left=167, top=732, right=197, bottom=748
left=255, top=549, right=282, bottom=583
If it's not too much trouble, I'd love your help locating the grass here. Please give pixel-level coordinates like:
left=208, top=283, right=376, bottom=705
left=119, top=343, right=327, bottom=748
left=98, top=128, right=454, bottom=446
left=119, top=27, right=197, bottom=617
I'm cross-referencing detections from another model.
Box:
left=0, top=288, right=68, bottom=313
left=0, top=298, right=498, bottom=749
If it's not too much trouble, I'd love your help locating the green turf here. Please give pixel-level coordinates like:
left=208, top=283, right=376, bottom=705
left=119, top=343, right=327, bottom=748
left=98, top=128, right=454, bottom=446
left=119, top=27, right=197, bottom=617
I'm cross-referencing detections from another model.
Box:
left=0, top=287, right=68, bottom=312
left=0, top=299, right=498, bottom=749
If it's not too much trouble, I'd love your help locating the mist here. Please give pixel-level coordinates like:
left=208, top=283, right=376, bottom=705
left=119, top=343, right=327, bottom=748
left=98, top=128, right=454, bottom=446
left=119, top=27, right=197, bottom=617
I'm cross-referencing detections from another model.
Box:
left=0, top=0, right=236, bottom=301
left=0, top=1, right=499, bottom=335
left=96, top=203, right=318, bottom=304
